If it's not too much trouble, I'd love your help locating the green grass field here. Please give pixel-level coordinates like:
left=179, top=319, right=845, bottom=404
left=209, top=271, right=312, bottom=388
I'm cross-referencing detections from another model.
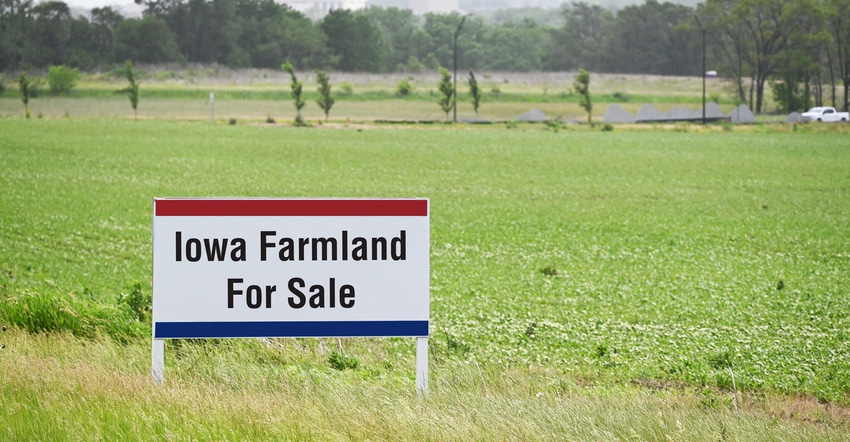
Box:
left=1, top=119, right=849, bottom=439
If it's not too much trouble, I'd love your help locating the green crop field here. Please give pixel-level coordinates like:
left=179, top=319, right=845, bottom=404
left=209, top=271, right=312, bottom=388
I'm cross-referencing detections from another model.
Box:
left=1, top=119, right=849, bottom=440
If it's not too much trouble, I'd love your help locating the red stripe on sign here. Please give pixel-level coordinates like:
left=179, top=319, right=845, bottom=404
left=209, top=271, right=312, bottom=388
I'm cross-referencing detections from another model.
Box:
left=155, top=199, right=428, bottom=216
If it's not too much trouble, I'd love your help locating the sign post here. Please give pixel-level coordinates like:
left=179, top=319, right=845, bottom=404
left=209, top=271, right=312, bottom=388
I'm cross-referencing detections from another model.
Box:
left=152, top=198, right=430, bottom=394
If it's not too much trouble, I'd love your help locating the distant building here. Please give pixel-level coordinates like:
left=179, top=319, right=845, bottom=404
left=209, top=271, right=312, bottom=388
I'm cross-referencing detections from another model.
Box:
left=282, top=0, right=367, bottom=19
left=410, top=0, right=460, bottom=15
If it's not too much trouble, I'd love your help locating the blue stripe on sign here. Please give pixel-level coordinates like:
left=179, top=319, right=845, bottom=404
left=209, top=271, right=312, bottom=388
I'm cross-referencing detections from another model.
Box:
left=154, top=321, right=429, bottom=339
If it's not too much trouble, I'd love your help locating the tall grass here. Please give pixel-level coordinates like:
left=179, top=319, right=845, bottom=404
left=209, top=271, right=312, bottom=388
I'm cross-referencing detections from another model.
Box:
left=2, top=329, right=847, bottom=440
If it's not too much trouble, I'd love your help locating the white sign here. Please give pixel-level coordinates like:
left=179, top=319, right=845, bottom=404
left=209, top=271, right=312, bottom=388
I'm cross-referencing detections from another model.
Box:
left=152, top=198, right=430, bottom=392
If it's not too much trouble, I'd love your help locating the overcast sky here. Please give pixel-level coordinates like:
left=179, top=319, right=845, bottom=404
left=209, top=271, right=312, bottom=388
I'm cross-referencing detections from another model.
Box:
left=64, top=0, right=144, bottom=17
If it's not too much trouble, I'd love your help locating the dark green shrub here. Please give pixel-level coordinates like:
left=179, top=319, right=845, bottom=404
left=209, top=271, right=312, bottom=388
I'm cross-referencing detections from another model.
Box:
left=339, top=81, right=354, bottom=96
left=47, top=65, right=81, bottom=95
left=396, top=78, right=413, bottom=96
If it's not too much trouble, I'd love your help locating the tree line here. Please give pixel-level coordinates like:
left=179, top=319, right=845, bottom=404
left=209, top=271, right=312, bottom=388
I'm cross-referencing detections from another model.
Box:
left=1, top=0, right=849, bottom=112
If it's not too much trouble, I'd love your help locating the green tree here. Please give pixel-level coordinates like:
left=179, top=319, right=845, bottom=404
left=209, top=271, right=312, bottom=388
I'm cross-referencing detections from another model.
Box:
left=112, top=16, right=182, bottom=64
left=771, top=77, right=807, bottom=112
left=282, top=62, right=306, bottom=124
left=28, top=1, right=72, bottom=68
left=18, top=73, right=32, bottom=118
left=68, top=7, right=122, bottom=68
left=234, top=1, right=333, bottom=69
left=827, top=0, right=850, bottom=110
left=468, top=70, right=481, bottom=117
left=320, top=8, right=386, bottom=71
left=609, top=0, right=699, bottom=76
left=475, top=19, right=548, bottom=72
left=118, top=60, right=139, bottom=121
left=772, top=2, right=827, bottom=111
left=729, top=0, right=803, bottom=113
left=0, top=0, right=34, bottom=72
left=66, top=16, right=97, bottom=69
left=155, top=0, right=240, bottom=65
left=357, top=6, right=422, bottom=72
left=574, top=68, right=592, bottom=124
left=421, top=13, right=483, bottom=71
left=47, top=65, right=80, bottom=95
left=437, top=66, right=454, bottom=121
left=315, top=69, right=335, bottom=121
left=547, top=2, right=614, bottom=72
left=694, top=0, right=751, bottom=105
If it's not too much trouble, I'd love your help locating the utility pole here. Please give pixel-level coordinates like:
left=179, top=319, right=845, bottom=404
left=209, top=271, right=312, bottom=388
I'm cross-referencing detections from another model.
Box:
left=695, top=15, right=706, bottom=125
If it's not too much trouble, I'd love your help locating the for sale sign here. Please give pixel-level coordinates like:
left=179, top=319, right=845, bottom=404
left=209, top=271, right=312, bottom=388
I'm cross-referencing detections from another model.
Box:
left=152, top=198, right=430, bottom=339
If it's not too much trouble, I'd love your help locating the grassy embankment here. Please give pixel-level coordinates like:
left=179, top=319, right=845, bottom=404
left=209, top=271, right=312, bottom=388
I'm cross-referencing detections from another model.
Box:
left=1, top=119, right=849, bottom=439
left=0, top=70, right=741, bottom=122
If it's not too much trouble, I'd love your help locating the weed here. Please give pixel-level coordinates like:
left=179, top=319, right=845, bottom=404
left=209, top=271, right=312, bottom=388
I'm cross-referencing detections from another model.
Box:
left=601, top=123, right=614, bottom=131
left=708, top=350, right=732, bottom=370
left=228, top=118, right=237, bottom=125
left=539, top=266, right=558, bottom=276
left=594, top=343, right=609, bottom=358
left=118, top=282, right=151, bottom=323
left=698, top=387, right=721, bottom=410
left=524, top=322, right=538, bottom=338
left=444, top=330, right=471, bottom=354
left=266, top=116, right=275, bottom=124
left=328, top=349, right=359, bottom=370
left=612, top=91, right=629, bottom=102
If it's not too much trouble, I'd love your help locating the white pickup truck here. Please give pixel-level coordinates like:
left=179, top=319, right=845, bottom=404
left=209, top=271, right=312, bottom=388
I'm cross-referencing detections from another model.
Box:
left=801, top=107, right=849, bottom=122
